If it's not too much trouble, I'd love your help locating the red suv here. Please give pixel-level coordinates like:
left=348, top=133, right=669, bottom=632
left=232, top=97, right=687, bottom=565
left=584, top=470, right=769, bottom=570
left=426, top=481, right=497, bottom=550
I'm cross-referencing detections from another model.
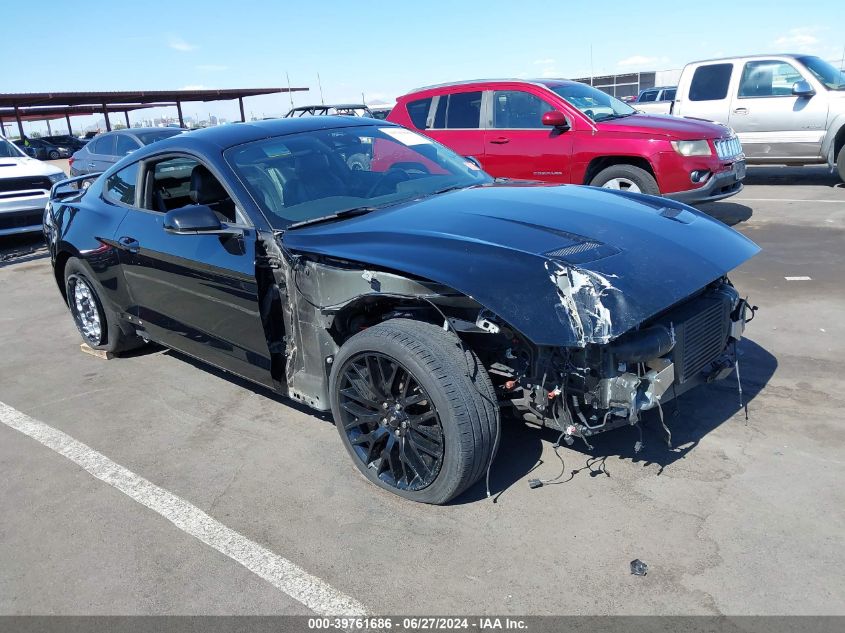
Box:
left=388, top=79, right=745, bottom=204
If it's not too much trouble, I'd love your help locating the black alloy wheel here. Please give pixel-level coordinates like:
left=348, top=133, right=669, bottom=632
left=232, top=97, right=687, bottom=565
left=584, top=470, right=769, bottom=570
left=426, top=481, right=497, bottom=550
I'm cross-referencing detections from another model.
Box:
left=330, top=318, right=499, bottom=504
left=337, top=352, right=444, bottom=491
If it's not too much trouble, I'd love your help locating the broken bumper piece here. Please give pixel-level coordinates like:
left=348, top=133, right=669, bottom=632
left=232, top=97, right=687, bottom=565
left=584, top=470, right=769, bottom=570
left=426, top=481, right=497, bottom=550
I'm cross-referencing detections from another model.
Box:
left=565, top=281, right=751, bottom=439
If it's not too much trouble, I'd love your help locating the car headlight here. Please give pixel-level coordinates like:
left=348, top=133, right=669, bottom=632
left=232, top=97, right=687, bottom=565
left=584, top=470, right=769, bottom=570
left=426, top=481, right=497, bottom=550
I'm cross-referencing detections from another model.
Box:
left=48, top=172, right=66, bottom=184
left=671, top=140, right=712, bottom=157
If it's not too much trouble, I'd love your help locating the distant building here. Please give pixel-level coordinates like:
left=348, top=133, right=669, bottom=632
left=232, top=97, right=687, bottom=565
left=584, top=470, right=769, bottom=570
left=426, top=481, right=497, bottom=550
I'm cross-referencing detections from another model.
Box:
left=573, top=68, right=683, bottom=99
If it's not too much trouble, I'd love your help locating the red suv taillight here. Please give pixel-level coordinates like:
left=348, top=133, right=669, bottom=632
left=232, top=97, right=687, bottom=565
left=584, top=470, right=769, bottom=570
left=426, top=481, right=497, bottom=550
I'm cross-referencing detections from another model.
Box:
left=68, top=156, right=74, bottom=168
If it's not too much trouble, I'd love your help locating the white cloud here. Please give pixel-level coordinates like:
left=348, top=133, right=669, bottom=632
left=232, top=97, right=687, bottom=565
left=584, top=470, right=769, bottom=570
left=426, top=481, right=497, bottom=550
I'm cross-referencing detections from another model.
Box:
left=169, top=36, right=197, bottom=52
left=617, top=55, right=670, bottom=69
left=774, top=27, right=822, bottom=52
left=197, top=64, right=228, bottom=72
left=529, top=57, right=560, bottom=77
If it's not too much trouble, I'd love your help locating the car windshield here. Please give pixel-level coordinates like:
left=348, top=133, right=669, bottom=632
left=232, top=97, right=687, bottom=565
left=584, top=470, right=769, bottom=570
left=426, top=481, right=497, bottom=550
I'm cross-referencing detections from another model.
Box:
left=0, top=138, right=25, bottom=158
left=135, top=129, right=184, bottom=145
left=546, top=82, right=636, bottom=121
left=797, top=56, right=845, bottom=90
left=225, top=125, right=492, bottom=229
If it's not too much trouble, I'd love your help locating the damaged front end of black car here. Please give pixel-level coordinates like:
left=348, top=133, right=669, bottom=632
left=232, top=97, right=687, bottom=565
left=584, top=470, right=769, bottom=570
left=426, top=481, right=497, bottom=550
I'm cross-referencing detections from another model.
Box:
left=529, top=268, right=754, bottom=447
left=279, top=181, right=760, bottom=470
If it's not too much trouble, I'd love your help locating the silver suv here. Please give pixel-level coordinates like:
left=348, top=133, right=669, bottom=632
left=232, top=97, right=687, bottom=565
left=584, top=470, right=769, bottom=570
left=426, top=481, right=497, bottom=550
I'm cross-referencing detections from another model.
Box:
left=635, top=54, right=845, bottom=180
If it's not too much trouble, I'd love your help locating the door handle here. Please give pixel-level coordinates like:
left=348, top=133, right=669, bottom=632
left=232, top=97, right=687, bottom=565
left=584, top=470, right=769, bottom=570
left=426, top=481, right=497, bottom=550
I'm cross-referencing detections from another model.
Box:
left=732, top=107, right=749, bottom=115
left=489, top=136, right=510, bottom=144
left=117, top=236, right=140, bottom=253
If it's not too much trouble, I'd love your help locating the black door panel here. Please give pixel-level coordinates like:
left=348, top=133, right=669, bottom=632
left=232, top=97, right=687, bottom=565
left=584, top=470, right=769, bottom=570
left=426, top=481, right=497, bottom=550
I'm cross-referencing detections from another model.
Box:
left=115, top=209, right=273, bottom=387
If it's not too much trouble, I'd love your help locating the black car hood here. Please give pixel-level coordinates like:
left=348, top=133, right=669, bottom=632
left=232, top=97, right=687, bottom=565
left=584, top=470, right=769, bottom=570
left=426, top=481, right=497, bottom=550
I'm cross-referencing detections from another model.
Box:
left=281, top=184, right=759, bottom=347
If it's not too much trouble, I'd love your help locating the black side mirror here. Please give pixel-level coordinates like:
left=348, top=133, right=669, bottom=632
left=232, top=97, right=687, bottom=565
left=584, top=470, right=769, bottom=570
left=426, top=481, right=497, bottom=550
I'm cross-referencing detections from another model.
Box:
left=164, top=204, right=239, bottom=235
left=792, top=80, right=815, bottom=97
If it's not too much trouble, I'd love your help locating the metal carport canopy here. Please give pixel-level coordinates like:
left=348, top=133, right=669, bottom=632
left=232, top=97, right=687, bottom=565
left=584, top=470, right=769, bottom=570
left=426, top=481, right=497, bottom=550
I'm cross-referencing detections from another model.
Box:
left=0, top=87, right=308, bottom=136
left=0, top=104, right=175, bottom=135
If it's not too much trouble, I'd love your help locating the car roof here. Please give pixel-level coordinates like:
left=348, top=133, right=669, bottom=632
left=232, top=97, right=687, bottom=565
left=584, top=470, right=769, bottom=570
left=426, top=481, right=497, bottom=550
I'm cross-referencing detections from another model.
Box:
left=686, top=53, right=815, bottom=65
left=404, top=78, right=581, bottom=96
left=291, top=104, right=369, bottom=110
left=126, top=116, right=391, bottom=156
left=102, top=127, right=185, bottom=135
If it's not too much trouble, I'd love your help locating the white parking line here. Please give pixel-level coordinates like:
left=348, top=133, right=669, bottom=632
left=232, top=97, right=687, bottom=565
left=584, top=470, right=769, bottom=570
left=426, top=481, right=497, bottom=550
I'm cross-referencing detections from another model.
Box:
left=0, top=400, right=368, bottom=616
left=784, top=276, right=813, bottom=281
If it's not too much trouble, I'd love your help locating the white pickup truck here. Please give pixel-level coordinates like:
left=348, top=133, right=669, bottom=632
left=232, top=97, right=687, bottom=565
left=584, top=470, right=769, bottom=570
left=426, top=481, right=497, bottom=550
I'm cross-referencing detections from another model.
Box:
left=635, top=54, right=845, bottom=179
left=0, top=135, right=66, bottom=236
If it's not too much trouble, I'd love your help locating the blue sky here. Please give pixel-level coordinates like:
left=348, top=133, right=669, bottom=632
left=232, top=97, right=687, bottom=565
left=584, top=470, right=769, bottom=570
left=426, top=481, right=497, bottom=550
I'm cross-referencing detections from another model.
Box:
left=4, top=0, right=844, bottom=133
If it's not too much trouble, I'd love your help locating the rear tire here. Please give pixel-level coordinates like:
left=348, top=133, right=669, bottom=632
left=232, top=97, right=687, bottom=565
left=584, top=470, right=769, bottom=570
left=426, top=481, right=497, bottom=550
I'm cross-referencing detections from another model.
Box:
left=591, top=164, right=660, bottom=195
left=64, top=257, right=143, bottom=354
left=330, top=319, right=499, bottom=504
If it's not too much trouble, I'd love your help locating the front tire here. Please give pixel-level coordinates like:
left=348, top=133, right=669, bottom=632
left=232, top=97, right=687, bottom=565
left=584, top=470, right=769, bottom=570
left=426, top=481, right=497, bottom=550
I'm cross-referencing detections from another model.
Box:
left=330, top=319, right=499, bottom=504
left=591, top=164, right=660, bottom=195
left=837, top=145, right=845, bottom=182
left=49, top=150, right=60, bottom=159
left=64, top=257, right=143, bottom=354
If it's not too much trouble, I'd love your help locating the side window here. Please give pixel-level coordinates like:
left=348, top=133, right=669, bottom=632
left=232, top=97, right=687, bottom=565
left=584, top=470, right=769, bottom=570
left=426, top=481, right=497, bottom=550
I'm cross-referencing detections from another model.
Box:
left=406, top=97, right=432, bottom=129
left=104, top=162, right=139, bottom=205
left=689, top=63, right=733, bottom=101
left=738, top=61, right=804, bottom=98
left=145, top=156, right=237, bottom=223
left=492, top=91, right=550, bottom=128
left=431, top=91, right=482, bottom=129
left=664, top=88, right=676, bottom=101
left=445, top=91, right=481, bottom=128
left=114, top=135, right=140, bottom=156
left=91, top=135, right=115, bottom=156
left=639, top=90, right=657, bottom=102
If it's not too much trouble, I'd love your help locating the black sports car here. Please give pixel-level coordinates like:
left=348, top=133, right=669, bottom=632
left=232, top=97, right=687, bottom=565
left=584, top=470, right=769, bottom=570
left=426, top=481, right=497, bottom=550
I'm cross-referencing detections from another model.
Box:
left=43, top=117, right=759, bottom=504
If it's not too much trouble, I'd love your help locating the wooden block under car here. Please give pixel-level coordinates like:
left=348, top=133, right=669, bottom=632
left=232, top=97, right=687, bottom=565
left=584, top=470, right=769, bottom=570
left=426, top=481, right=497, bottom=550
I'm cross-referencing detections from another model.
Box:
left=80, top=343, right=113, bottom=360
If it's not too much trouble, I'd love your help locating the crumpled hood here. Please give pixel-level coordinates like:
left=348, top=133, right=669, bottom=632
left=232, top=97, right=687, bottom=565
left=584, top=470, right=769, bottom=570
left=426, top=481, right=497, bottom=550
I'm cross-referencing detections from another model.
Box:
left=282, top=184, right=759, bottom=347
left=599, top=113, right=732, bottom=139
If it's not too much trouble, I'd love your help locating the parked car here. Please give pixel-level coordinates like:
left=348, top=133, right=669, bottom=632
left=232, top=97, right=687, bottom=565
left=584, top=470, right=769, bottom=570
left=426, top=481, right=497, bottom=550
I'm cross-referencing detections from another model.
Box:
left=284, top=104, right=374, bottom=118
left=44, top=117, right=758, bottom=503
left=635, top=86, right=676, bottom=104
left=69, top=128, right=185, bottom=176
left=388, top=79, right=745, bottom=204
left=0, top=135, right=66, bottom=236
left=42, top=134, right=89, bottom=152
left=369, top=103, right=395, bottom=120
left=632, top=55, right=845, bottom=180
left=13, top=138, right=72, bottom=160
